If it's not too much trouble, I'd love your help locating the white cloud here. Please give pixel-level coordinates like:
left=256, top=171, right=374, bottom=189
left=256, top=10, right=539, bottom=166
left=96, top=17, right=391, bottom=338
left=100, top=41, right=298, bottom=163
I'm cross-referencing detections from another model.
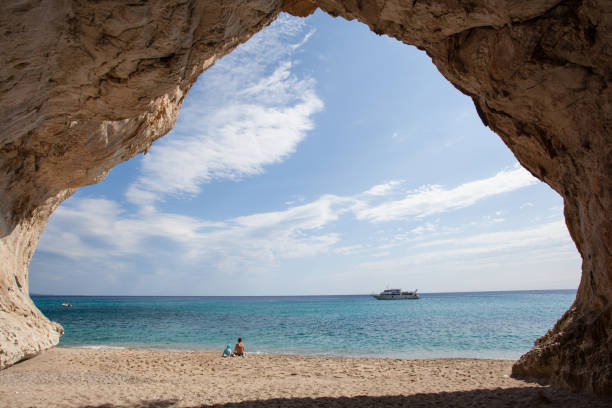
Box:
left=411, top=222, right=436, bottom=235
left=334, top=244, right=364, bottom=256
left=234, top=195, right=346, bottom=230
left=291, top=28, right=316, bottom=50
left=126, top=15, right=323, bottom=206
left=354, top=165, right=538, bottom=222
left=39, top=194, right=343, bottom=275
left=38, top=198, right=226, bottom=258
left=37, top=160, right=575, bottom=294
left=285, top=195, right=305, bottom=206
left=363, top=180, right=403, bottom=196
left=41, top=163, right=543, bottom=279
left=358, top=220, right=576, bottom=272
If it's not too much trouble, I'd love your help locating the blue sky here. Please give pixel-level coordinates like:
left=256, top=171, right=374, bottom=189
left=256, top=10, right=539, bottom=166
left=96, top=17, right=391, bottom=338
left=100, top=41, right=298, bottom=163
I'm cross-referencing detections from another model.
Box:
left=30, top=12, right=581, bottom=296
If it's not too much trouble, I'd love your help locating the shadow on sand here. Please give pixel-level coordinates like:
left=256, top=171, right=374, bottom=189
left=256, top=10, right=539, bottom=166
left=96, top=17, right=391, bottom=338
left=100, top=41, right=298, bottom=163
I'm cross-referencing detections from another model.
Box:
left=80, top=387, right=612, bottom=408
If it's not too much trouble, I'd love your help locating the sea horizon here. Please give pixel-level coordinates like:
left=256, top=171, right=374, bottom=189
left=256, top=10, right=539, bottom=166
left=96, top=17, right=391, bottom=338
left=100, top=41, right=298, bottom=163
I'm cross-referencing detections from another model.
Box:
left=31, top=288, right=577, bottom=297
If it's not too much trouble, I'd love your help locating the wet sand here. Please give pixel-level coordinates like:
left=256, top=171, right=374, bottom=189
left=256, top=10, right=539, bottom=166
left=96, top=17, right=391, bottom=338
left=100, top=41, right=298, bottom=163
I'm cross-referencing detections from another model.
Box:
left=0, top=348, right=609, bottom=407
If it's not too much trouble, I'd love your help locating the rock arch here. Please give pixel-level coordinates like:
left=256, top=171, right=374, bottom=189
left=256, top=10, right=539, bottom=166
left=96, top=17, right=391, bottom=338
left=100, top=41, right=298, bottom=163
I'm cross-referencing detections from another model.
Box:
left=0, top=0, right=609, bottom=394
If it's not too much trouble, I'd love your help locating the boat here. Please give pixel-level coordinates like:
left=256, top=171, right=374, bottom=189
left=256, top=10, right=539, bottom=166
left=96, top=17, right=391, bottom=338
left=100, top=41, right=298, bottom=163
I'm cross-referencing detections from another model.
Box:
left=372, top=288, right=419, bottom=300
left=61, top=301, right=71, bottom=307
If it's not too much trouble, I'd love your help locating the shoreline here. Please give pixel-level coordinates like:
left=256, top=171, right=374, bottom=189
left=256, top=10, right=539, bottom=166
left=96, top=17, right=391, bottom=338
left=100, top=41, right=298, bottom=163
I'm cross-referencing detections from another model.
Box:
left=61, top=344, right=520, bottom=360
left=1, top=347, right=610, bottom=407
left=55, top=344, right=528, bottom=361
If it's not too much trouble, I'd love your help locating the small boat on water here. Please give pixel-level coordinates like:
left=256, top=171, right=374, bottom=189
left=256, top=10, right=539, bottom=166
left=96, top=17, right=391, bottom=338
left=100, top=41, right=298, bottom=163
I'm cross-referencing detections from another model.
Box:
left=61, top=301, right=72, bottom=307
left=372, top=288, right=419, bottom=300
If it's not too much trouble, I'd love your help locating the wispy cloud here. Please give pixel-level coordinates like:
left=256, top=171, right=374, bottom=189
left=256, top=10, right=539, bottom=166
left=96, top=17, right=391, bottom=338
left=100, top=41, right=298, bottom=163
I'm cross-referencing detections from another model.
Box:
left=39, top=196, right=341, bottom=273
left=234, top=195, right=348, bottom=230
left=358, top=220, right=576, bottom=272
left=40, top=164, right=542, bottom=277
left=354, top=165, right=537, bottom=222
left=126, top=16, right=323, bottom=206
left=363, top=180, right=403, bottom=196
left=334, top=244, right=365, bottom=256
left=291, top=28, right=316, bottom=50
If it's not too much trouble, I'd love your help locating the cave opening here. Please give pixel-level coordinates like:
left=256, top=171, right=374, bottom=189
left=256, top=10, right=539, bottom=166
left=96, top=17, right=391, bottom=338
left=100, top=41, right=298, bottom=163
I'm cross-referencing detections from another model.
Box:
left=28, top=11, right=579, bottom=360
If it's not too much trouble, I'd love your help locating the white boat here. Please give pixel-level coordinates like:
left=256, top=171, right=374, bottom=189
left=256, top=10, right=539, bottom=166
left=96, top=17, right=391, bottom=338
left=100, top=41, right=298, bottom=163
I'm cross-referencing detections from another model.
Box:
left=372, top=288, right=419, bottom=300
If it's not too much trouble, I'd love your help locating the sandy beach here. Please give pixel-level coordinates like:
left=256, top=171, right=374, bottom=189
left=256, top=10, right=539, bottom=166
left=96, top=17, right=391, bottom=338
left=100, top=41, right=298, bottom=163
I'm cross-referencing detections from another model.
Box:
left=1, top=348, right=610, bottom=407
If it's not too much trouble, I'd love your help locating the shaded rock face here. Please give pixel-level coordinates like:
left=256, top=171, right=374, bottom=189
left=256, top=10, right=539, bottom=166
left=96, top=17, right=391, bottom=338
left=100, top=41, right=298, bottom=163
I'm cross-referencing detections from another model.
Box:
left=0, top=0, right=609, bottom=394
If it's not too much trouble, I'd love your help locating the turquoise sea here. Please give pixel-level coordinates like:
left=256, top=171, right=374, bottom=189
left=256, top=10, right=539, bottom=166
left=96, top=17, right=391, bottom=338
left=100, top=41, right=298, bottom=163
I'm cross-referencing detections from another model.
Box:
left=32, top=290, right=575, bottom=360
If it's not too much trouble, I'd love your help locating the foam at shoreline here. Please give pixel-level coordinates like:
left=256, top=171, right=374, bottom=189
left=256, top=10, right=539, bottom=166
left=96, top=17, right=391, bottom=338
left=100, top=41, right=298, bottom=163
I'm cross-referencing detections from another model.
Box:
left=63, top=344, right=521, bottom=360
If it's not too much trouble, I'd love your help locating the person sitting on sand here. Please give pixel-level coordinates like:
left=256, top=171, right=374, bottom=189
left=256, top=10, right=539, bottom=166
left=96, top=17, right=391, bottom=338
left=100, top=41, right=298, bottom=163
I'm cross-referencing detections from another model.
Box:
left=232, top=337, right=245, bottom=357
left=222, top=344, right=232, bottom=357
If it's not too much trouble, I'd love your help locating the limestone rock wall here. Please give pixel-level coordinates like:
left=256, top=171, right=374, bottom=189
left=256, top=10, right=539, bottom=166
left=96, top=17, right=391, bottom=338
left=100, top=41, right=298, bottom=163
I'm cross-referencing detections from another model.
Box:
left=0, top=0, right=609, bottom=394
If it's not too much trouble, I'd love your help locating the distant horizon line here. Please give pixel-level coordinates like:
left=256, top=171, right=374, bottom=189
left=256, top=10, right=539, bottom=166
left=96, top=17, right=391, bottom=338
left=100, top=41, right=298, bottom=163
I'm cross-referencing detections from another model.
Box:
left=31, top=288, right=578, bottom=297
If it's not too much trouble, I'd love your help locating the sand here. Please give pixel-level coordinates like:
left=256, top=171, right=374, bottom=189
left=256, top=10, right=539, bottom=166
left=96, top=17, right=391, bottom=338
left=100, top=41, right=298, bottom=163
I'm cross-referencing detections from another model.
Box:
left=0, top=348, right=609, bottom=407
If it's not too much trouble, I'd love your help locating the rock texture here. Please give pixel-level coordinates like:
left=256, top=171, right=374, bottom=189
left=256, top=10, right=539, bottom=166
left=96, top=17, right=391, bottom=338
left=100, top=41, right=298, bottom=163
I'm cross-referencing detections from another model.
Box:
left=0, top=0, right=610, bottom=394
